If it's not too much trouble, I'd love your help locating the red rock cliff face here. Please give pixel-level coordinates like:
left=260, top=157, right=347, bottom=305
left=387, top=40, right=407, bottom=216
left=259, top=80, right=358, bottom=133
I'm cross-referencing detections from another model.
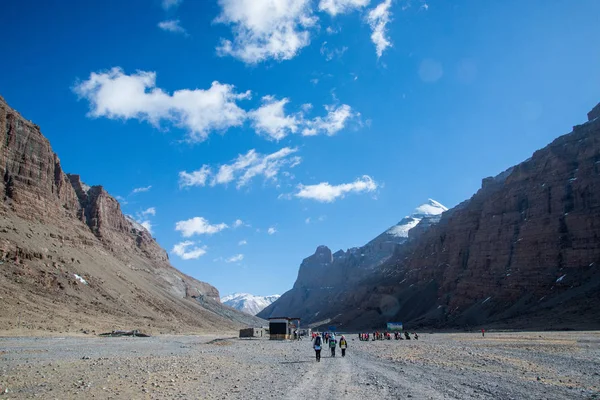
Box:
left=264, top=103, right=600, bottom=331
left=401, top=108, right=600, bottom=310
left=0, top=98, right=80, bottom=219
left=352, top=104, right=600, bottom=329
left=0, top=95, right=221, bottom=306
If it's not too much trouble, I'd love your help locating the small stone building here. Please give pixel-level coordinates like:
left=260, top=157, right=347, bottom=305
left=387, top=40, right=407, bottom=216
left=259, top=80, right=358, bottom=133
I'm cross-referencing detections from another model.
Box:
left=268, top=317, right=301, bottom=340
left=239, top=327, right=265, bottom=338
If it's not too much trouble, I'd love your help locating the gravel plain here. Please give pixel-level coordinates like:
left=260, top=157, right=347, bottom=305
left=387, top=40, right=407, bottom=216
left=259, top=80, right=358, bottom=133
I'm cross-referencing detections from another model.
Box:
left=0, top=331, right=599, bottom=399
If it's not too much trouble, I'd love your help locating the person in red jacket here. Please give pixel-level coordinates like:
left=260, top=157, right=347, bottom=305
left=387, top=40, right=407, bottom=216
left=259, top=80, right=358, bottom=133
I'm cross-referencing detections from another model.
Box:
left=481, top=329, right=485, bottom=337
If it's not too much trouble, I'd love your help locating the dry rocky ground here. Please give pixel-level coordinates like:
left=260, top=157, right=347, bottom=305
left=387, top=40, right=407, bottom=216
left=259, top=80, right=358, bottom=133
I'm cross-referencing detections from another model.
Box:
left=0, top=331, right=598, bottom=399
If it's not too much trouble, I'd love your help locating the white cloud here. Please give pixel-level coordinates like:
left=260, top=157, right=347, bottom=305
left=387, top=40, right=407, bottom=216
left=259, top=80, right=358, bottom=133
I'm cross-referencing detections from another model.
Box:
left=115, top=195, right=128, bottom=205
left=319, top=0, right=370, bottom=16
left=366, top=0, right=392, bottom=58
left=301, top=103, right=313, bottom=112
left=267, top=227, right=277, bottom=235
left=175, top=217, right=228, bottom=237
left=141, top=207, right=156, bottom=217
left=249, top=97, right=357, bottom=139
left=225, top=254, right=244, bottom=263
left=238, top=239, right=248, bottom=245
left=172, top=241, right=207, bottom=260
left=295, top=175, right=378, bottom=202
left=130, top=207, right=157, bottom=234
left=179, top=165, right=211, bottom=188
left=215, top=0, right=317, bottom=64
left=158, top=20, right=187, bottom=34
left=162, top=0, right=183, bottom=10
left=212, top=147, right=301, bottom=188
left=303, top=104, right=356, bottom=136
left=140, top=221, right=153, bottom=233
left=310, top=78, right=319, bottom=85
left=248, top=96, right=300, bottom=140
left=73, top=67, right=250, bottom=142
left=233, top=219, right=244, bottom=228
left=132, top=185, right=152, bottom=194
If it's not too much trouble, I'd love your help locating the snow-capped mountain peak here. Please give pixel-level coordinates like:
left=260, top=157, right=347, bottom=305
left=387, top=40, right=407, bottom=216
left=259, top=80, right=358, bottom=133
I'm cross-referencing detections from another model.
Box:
left=221, top=293, right=281, bottom=316
left=387, top=199, right=448, bottom=238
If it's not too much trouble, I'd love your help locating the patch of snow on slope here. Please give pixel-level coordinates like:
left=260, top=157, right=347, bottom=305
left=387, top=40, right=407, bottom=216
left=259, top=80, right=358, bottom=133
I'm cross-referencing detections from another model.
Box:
left=413, top=199, right=447, bottom=217
left=221, top=293, right=280, bottom=316
left=387, top=217, right=420, bottom=238
left=74, top=274, right=88, bottom=285
left=387, top=199, right=448, bottom=238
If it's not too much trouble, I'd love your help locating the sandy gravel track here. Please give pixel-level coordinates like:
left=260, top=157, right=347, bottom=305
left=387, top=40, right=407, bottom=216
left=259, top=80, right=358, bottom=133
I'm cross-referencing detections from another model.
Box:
left=0, top=332, right=598, bottom=399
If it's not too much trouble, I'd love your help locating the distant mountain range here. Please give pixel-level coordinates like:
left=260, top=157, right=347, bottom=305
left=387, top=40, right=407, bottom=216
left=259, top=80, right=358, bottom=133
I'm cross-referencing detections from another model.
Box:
left=222, top=293, right=281, bottom=315
left=258, top=199, right=448, bottom=324
left=260, top=102, right=600, bottom=331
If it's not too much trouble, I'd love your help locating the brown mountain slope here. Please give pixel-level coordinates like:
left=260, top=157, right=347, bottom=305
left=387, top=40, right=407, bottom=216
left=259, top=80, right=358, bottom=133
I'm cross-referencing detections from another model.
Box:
left=261, top=102, right=600, bottom=331
left=0, top=95, right=264, bottom=335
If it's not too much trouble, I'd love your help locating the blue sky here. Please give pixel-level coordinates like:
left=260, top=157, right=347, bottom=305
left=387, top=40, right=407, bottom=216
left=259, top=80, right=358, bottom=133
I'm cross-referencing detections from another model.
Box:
left=1, top=0, right=599, bottom=297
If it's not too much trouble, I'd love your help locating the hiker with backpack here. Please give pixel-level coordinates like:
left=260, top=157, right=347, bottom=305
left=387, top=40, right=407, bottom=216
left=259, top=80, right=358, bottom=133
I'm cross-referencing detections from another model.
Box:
left=329, top=333, right=337, bottom=357
left=339, top=335, right=348, bottom=357
left=313, top=333, right=323, bottom=362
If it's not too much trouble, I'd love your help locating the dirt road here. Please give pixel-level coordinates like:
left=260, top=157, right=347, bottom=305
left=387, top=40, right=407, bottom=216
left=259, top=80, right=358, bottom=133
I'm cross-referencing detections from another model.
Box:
left=1, top=332, right=598, bottom=399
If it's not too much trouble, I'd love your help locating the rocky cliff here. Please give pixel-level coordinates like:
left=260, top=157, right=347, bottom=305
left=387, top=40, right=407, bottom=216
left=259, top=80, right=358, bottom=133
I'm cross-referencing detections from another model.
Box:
left=258, top=200, right=448, bottom=324
left=261, top=103, right=600, bottom=331
left=0, top=95, right=264, bottom=334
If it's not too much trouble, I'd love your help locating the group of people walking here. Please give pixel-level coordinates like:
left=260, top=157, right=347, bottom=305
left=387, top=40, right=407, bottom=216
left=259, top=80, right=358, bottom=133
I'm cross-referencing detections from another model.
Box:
left=358, top=331, right=418, bottom=340
left=311, top=330, right=421, bottom=362
left=311, top=332, right=348, bottom=361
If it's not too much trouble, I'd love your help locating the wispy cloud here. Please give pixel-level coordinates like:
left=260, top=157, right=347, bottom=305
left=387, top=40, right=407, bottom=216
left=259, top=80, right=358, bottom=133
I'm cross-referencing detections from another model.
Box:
left=320, top=42, right=348, bottom=61
left=171, top=241, right=207, bottom=260
left=180, top=147, right=301, bottom=190
left=238, top=239, right=248, bottom=246
left=233, top=219, right=244, bottom=228
left=302, top=104, right=357, bottom=136
left=128, top=207, right=157, bottom=234
left=251, top=98, right=358, bottom=140
left=140, top=207, right=156, bottom=217
left=225, top=253, right=244, bottom=263
left=132, top=185, right=152, bottom=194
left=215, top=0, right=317, bottom=64
left=179, top=165, right=211, bottom=188
left=306, top=215, right=326, bottom=224
left=267, top=227, right=277, bottom=235
left=158, top=19, right=187, bottom=35
left=175, top=217, right=228, bottom=237
left=249, top=96, right=300, bottom=140
left=319, top=0, right=370, bottom=16
left=115, top=195, right=128, bottom=205
left=366, top=0, right=392, bottom=58
left=73, top=68, right=250, bottom=142
left=295, top=175, right=378, bottom=202
left=162, top=0, right=183, bottom=10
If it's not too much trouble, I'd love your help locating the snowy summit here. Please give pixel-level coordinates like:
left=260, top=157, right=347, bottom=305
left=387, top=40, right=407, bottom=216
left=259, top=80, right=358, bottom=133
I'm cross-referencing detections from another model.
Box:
left=221, top=293, right=281, bottom=316
left=386, top=199, right=448, bottom=238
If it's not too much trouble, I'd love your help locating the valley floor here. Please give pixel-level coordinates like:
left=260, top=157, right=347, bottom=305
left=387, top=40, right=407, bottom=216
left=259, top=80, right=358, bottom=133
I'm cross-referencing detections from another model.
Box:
left=0, top=332, right=599, bottom=399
